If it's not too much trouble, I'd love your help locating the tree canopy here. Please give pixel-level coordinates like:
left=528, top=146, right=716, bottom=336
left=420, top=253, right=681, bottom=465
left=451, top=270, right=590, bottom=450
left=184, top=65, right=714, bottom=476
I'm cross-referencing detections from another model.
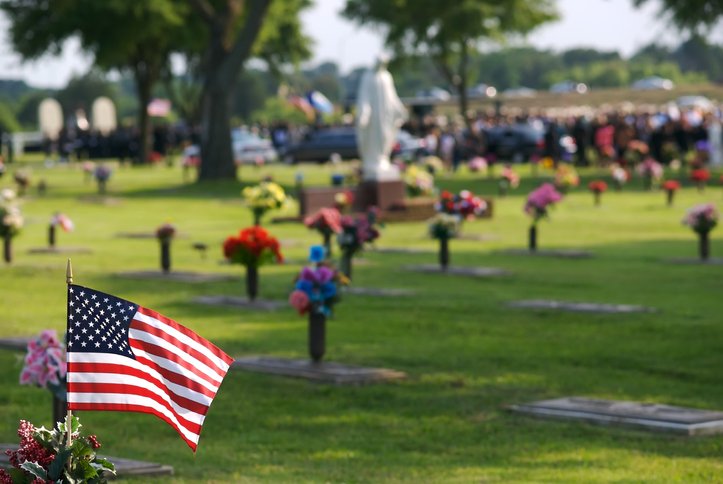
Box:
left=343, top=0, right=558, bottom=128
left=632, top=0, right=723, bottom=31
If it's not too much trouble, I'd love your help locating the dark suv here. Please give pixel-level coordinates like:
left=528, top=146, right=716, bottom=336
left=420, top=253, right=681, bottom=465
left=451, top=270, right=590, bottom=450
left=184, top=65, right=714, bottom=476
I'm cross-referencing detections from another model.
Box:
left=283, top=128, right=359, bottom=163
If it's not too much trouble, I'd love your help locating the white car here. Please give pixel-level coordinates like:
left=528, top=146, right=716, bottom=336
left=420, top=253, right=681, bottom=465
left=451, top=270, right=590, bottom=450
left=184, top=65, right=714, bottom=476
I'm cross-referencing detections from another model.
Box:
left=632, top=76, right=674, bottom=91
left=550, top=81, right=588, bottom=94
left=232, top=129, right=277, bottom=164
left=502, top=87, right=536, bottom=98
left=467, top=83, right=497, bottom=98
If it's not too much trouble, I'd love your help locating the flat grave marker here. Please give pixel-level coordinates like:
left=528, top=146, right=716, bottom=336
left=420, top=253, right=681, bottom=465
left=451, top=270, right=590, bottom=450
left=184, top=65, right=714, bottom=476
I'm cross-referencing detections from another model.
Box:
left=510, top=397, right=723, bottom=435
left=405, top=264, right=510, bottom=278
left=232, top=356, right=406, bottom=385
left=0, top=336, right=31, bottom=351
left=1, top=445, right=173, bottom=477
left=502, top=248, right=593, bottom=259
left=507, top=299, right=655, bottom=314
left=193, top=295, right=285, bottom=311
left=119, top=271, right=237, bottom=283
left=666, top=257, right=723, bottom=266
left=344, top=287, right=415, bottom=297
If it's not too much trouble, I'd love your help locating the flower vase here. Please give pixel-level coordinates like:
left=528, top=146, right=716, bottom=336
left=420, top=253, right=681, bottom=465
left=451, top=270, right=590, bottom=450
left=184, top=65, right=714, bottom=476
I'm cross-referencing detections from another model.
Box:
left=643, top=175, right=652, bottom=191
left=498, top=181, right=508, bottom=197
left=253, top=211, right=262, bottom=227
left=614, top=180, right=622, bottom=192
left=697, top=182, right=705, bottom=193
left=528, top=225, right=537, bottom=252
left=699, top=230, right=710, bottom=261
left=323, top=232, right=332, bottom=258
left=246, top=265, right=258, bottom=301
left=439, top=237, right=450, bottom=271
left=48, top=224, right=56, bottom=248
left=593, top=192, right=601, bottom=206
left=52, top=394, right=67, bottom=427
left=160, top=239, right=171, bottom=273
left=666, top=189, right=675, bottom=207
left=3, top=234, right=11, bottom=263
left=97, top=179, right=106, bottom=195
left=340, top=250, right=353, bottom=280
left=308, top=311, right=326, bottom=363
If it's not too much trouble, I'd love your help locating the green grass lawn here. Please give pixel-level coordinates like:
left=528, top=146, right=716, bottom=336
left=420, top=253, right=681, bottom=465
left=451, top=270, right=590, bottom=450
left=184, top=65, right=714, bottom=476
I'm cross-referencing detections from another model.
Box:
left=1, top=157, right=722, bottom=483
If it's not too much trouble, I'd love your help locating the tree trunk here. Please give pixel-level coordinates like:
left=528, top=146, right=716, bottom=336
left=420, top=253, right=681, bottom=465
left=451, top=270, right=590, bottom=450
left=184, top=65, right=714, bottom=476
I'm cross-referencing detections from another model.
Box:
left=134, top=70, right=154, bottom=165
left=198, top=79, right=236, bottom=179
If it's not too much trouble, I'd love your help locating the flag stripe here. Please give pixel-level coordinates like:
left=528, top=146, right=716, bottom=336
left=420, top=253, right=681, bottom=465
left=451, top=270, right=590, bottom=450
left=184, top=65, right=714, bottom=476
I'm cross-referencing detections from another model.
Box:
left=68, top=400, right=198, bottom=451
left=129, top=322, right=225, bottom=383
left=129, top=342, right=221, bottom=394
left=133, top=310, right=231, bottom=370
left=69, top=354, right=216, bottom=404
left=68, top=373, right=209, bottom=422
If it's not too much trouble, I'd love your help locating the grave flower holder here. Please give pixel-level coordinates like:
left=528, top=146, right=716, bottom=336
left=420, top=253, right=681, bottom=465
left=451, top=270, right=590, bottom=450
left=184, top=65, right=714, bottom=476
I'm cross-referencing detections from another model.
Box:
left=3, top=233, right=11, bottom=263
left=48, top=223, right=56, bottom=248
left=438, top=236, right=450, bottom=270
left=528, top=225, right=538, bottom=252
left=698, top=230, right=710, bottom=261
left=246, top=264, right=259, bottom=301
left=428, top=213, right=460, bottom=270
left=156, top=223, right=176, bottom=274
left=308, top=311, right=326, bottom=363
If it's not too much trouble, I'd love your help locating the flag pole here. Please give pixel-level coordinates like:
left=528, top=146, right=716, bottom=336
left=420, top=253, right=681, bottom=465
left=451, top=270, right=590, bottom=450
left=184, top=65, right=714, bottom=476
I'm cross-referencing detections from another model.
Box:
left=65, top=259, right=73, bottom=452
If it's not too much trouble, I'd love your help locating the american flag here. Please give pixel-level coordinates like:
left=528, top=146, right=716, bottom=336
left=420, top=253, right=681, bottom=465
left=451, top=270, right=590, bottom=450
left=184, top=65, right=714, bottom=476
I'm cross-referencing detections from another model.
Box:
left=66, top=284, right=233, bottom=451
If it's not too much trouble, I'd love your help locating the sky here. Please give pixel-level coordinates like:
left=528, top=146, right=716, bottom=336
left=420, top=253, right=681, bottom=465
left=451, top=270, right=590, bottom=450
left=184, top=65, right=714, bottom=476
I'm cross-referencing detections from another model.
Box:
left=0, top=0, right=714, bottom=89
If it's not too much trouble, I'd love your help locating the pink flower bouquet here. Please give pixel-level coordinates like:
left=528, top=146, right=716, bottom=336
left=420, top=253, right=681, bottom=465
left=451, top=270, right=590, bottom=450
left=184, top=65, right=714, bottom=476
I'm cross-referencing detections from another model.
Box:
left=20, top=330, right=66, bottom=399
left=525, top=183, right=563, bottom=224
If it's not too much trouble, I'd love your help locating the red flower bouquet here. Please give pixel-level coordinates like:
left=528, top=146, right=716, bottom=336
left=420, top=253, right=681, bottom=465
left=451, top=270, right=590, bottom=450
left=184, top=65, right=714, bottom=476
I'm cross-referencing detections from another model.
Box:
left=304, top=207, right=342, bottom=257
left=662, top=179, right=681, bottom=206
left=588, top=180, right=608, bottom=206
left=223, top=226, right=283, bottom=268
left=435, top=190, right=487, bottom=220
left=690, top=168, right=710, bottom=192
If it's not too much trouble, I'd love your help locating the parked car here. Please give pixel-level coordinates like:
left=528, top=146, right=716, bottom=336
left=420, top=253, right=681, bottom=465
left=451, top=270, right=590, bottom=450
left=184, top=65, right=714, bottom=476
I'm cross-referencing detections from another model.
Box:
left=283, top=127, right=359, bottom=164
left=415, top=87, right=451, bottom=101
left=631, top=76, right=674, bottom=90
left=232, top=129, right=277, bottom=164
left=502, top=86, right=537, bottom=98
left=550, top=81, right=588, bottom=94
left=467, top=83, right=497, bottom=98
left=485, top=124, right=545, bottom=163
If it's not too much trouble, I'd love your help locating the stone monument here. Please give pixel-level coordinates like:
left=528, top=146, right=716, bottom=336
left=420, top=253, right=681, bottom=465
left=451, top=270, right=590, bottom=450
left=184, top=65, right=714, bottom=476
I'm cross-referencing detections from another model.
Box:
left=354, top=55, right=407, bottom=211
left=92, top=96, right=117, bottom=135
left=38, top=98, right=63, bottom=140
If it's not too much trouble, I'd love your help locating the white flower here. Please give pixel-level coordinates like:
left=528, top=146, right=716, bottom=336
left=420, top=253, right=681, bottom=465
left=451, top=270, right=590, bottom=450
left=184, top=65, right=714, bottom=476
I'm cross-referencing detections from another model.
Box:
left=1, top=188, right=16, bottom=203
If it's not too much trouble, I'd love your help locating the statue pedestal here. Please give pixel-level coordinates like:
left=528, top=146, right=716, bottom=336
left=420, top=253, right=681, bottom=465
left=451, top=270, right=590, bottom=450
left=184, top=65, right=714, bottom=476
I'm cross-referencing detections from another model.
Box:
left=355, top=180, right=406, bottom=212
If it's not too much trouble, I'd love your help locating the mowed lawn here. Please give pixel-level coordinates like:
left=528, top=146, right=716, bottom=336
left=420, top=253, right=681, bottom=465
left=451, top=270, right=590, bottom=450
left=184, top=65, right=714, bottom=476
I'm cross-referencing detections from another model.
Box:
left=1, top=156, right=722, bottom=482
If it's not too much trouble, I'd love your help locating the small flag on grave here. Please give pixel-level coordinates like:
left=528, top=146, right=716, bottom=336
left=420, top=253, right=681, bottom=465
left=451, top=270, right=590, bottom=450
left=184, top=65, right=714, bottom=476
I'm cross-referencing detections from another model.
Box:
left=65, top=283, right=232, bottom=451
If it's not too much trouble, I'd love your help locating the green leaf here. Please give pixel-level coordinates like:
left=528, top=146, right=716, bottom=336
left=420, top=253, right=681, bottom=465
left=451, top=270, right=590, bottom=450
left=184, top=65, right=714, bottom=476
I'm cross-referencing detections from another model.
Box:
left=93, top=458, right=117, bottom=473
left=20, top=461, right=48, bottom=480
left=47, top=448, right=72, bottom=480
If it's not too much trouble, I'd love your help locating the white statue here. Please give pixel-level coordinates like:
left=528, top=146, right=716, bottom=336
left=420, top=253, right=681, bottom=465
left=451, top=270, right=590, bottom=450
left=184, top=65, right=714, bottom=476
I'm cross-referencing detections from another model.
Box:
left=356, top=56, right=408, bottom=181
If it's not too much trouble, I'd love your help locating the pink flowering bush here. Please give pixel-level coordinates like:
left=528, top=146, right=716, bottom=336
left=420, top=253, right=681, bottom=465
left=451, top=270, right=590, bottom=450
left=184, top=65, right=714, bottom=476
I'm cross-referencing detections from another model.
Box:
left=20, top=330, right=66, bottom=400
left=682, top=203, right=719, bottom=234
left=524, top=183, right=563, bottom=224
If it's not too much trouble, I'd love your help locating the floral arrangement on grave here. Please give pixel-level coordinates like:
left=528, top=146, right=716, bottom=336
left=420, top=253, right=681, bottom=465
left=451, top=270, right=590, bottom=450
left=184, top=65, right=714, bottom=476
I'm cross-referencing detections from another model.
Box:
left=623, top=139, right=649, bottom=165
left=337, top=208, right=381, bottom=279
left=82, top=161, right=95, bottom=183
left=289, top=246, right=349, bottom=362
left=156, top=222, right=176, bottom=273
left=0, top=416, right=116, bottom=483
left=48, top=212, right=74, bottom=248
left=422, top=156, right=445, bottom=175
left=334, top=190, right=354, bottom=213
left=19, top=329, right=67, bottom=426
left=636, top=158, right=663, bottom=190
left=13, top=170, right=30, bottom=197
left=682, top=203, right=718, bottom=261
left=435, top=190, right=487, bottom=221
left=1, top=189, right=23, bottom=264
left=588, top=180, right=608, bottom=206
left=242, top=181, right=287, bottom=226
left=404, top=165, right=435, bottom=197
left=428, top=213, right=461, bottom=271
left=94, top=164, right=112, bottom=194
left=662, top=180, right=681, bottom=207
left=498, top=165, right=520, bottom=196
left=554, top=164, right=579, bottom=193
left=690, top=168, right=710, bottom=192
left=467, top=156, right=488, bottom=174
left=304, top=207, right=342, bottom=257
left=610, top=164, right=630, bottom=191
left=223, top=226, right=283, bottom=301
left=524, top=183, right=563, bottom=252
